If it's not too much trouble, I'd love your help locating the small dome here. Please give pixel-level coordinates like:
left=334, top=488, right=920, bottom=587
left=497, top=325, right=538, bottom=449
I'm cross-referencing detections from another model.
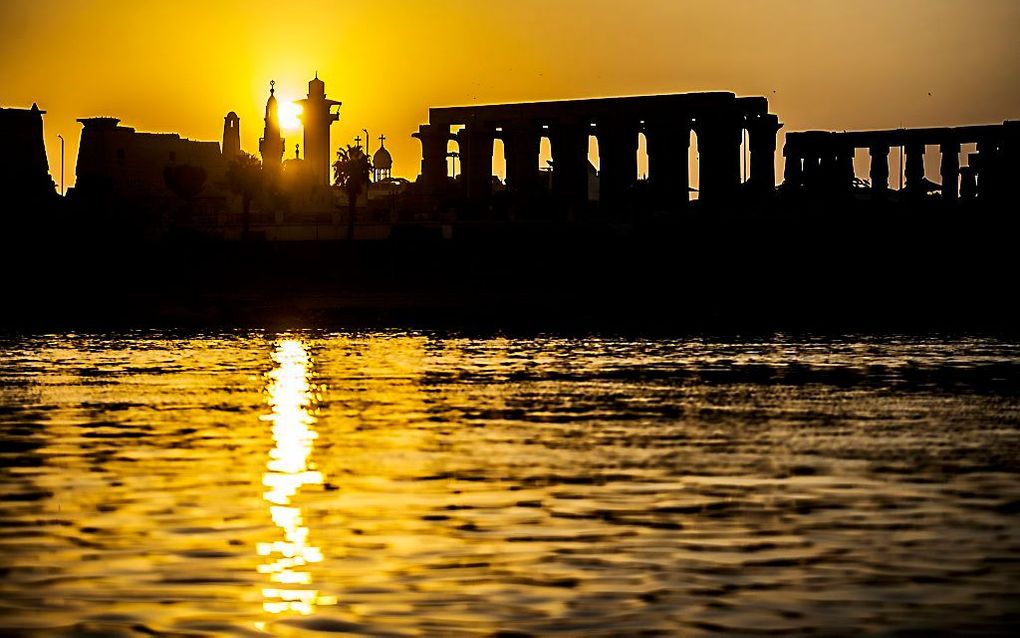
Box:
left=373, top=145, right=393, bottom=170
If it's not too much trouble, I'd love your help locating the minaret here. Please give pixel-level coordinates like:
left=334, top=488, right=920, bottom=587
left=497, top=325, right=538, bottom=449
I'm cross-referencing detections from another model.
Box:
left=296, top=73, right=341, bottom=186
left=259, top=80, right=285, bottom=171
left=222, top=111, right=241, bottom=159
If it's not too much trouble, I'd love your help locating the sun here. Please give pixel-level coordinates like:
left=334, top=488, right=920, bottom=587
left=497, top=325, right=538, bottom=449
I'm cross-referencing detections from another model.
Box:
left=278, top=101, right=303, bottom=131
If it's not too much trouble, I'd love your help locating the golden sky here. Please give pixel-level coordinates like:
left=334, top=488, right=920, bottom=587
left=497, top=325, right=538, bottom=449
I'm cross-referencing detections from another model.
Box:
left=2, top=0, right=1018, bottom=187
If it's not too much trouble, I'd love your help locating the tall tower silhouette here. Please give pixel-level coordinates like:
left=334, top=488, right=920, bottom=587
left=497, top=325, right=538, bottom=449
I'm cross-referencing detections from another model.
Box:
left=259, top=81, right=285, bottom=170
left=297, top=74, right=341, bottom=186
left=222, top=111, right=241, bottom=159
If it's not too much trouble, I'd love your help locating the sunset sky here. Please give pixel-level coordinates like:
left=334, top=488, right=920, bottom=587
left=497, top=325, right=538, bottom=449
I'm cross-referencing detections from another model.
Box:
left=2, top=0, right=1018, bottom=186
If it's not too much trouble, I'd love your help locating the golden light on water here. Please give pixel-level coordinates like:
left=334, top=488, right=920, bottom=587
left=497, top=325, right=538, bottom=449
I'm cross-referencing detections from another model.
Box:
left=257, top=339, right=336, bottom=616
left=2, top=335, right=1019, bottom=634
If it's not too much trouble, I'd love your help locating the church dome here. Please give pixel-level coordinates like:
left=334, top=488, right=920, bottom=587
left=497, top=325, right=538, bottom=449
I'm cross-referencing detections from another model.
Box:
left=373, top=145, right=393, bottom=170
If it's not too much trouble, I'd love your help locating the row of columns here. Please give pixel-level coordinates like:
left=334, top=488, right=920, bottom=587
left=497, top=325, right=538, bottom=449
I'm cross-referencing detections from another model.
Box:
left=414, top=112, right=782, bottom=212
left=785, top=126, right=1020, bottom=202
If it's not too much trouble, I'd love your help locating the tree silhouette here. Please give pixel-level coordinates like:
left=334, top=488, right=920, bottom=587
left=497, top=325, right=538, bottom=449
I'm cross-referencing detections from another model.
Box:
left=333, top=144, right=372, bottom=241
left=226, top=152, right=262, bottom=239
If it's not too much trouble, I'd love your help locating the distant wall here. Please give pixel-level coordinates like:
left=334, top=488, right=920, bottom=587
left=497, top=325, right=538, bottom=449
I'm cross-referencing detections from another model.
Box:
left=74, top=117, right=225, bottom=209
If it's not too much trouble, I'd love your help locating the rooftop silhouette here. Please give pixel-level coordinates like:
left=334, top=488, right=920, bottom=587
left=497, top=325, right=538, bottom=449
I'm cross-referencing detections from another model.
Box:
left=1, top=77, right=1018, bottom=332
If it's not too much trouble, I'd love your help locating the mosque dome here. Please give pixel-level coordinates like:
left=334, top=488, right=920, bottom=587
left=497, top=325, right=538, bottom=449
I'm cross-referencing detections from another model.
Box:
left=373, top=145, right=393, bottom=170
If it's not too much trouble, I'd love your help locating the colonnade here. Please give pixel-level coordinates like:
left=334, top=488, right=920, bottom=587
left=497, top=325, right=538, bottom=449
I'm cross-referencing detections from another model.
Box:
left=784, top=122, right=1020, bottom=202
left=413, top=93, right=782, bottom=213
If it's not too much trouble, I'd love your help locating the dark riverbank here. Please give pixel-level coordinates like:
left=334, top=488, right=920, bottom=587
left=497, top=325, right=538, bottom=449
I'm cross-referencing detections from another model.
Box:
left=4, top=207, right=1017, bottom=334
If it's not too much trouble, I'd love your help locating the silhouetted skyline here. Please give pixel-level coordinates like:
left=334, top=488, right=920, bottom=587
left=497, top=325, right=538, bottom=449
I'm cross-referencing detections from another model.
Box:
left=3, top=0, right=1019, bottom=188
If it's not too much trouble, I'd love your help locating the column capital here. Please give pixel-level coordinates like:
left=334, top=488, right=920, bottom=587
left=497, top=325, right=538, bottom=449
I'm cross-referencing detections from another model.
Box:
left=456, top=124, right=496, bottom=147
left=693, top=109, right=743, bottom=140
left=904, top=140, right=925, bottom=154
left=548, top=119, right=589, bottom=138
left=413, top=123, right=452, bottom=142
left=745, top=113, right=783, bottom=135
left=939, top=140, right=962, bottom=153
left=644, top=117, right=692, bottom=137
left=595, top=118, right=641, bottom=134
left=502, top=119, right=542, bottom=136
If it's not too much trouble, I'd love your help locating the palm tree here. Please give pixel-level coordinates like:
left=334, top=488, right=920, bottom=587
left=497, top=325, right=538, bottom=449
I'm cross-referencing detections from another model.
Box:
left=226, top=152, right=262, bottom=239
left=333, top=144, right=372, bottom=241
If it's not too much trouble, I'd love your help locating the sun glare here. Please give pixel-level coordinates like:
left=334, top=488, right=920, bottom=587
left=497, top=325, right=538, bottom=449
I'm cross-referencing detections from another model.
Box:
left=258, top=339, right=335, bottom=616
left=278, top=101, right=303, bottom=131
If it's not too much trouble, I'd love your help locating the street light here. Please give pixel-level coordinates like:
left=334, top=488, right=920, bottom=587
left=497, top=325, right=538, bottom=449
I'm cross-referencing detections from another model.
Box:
left=56, top=134, right=64, bottom=195
left=363, top=129, right=370, bottom=155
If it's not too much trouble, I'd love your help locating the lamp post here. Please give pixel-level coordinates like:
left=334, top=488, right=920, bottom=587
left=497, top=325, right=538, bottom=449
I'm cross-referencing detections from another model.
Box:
left=56, top=134, right=64, bottom=195
left=363, top=129, right=370, bottom=155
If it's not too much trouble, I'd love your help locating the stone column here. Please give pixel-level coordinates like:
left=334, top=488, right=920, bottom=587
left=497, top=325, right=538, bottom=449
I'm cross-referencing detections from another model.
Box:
left=869, top=145, right=890, bottom=196
left=1004, top=122, right=1020, bottom=196
left=413, top=124, right=450, bottom=192
left=645, top=119, right=690, bottom=210
left=597, top=121, right=639, bottom=214
left=904, top=142, right=925, bottom=196
left=458, top=124, right=495, bottom=203
left=819, top=150, right=840, bottom=193
left=836, top=142, right=855, bottom=192
left=695, top=114, right=742, bottom=204
left=549, top=121, right=589, bottom=218
left=802, top=153, right=823, bottom=191
left=747, top=114, right=781, bottom=197
left=503, top=122, right=541, bottom=200
left=939, top=141, right=961, bottom=202
left=783, top=143, right=803, bottom=188
left=960, top=164, right=977, bottom=200
left=976, top=140, right=999, bottom=201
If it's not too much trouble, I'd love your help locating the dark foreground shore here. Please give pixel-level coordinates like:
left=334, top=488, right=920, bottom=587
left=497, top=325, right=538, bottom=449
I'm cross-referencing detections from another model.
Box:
left=4, top=210, right=1018, bottom=334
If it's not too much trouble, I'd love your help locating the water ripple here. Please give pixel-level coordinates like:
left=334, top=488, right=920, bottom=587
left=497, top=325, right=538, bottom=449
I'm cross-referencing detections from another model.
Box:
left=0, top=333, right=1017, bottom=635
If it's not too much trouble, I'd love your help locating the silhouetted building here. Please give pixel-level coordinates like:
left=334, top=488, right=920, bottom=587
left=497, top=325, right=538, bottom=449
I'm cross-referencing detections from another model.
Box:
left=414, top=92, right=780, bottom=216
left=373, top=135, right=392, bottom=182
left=222, top=111, right=241, bottom=159
left=297, top=74, right=341, bottom=187
left=259, top=81, right=285, bottom=171
left=282, top=143, right=307, bottom=183
left=0, top=103, right=57, bottom=202
left=783, top=121, right=1020, bottom=203
left=74, top=117, right=223, bottom=208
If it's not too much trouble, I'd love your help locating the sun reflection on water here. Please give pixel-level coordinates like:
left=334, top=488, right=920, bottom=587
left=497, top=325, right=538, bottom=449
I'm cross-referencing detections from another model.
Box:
left=257, top=339, right=335, bottom=615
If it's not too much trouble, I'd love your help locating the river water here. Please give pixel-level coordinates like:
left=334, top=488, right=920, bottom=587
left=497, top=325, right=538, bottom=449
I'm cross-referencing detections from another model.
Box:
left=1, top=333, right=1018, bottom=636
